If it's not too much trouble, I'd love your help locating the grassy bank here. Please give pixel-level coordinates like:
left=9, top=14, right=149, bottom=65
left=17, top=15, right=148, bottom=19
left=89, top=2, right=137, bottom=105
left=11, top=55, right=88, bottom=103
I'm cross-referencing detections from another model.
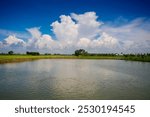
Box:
left=122, top=56, right=150, bottom=62
left=0, top=55, right=77, bottom=64
left=0, top=55, right=150, bottom=64
left=77, top=55, right=150, bottom=62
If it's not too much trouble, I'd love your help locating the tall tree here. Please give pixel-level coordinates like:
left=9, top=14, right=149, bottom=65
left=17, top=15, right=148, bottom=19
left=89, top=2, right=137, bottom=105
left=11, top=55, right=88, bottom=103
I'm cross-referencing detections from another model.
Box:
left=75, top=49, right=88, bottom=56
left=8, top=51, right=14, bottom=55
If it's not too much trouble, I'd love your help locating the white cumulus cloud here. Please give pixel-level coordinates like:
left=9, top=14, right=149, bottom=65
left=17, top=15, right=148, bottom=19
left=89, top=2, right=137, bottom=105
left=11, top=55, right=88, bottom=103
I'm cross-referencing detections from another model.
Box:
left=51, top=15, right=78, bottom=49
left=26, top=27, right=55, bottom=50
left=101, top=18, right=150, bottom=53
left=71, top=12, right=102, bottom=39
left=0, top=12, right=150, bottom=53
left=92, top=32, right=118, bottom=48
left=2, top=35, right=26, bottom=47
left=77, top=38, right=91, bottom=48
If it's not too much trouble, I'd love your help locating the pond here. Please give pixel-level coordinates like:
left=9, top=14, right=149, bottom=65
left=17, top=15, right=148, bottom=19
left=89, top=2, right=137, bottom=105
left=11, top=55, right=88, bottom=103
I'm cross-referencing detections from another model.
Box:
left=0, top=59, right=150, bottom=99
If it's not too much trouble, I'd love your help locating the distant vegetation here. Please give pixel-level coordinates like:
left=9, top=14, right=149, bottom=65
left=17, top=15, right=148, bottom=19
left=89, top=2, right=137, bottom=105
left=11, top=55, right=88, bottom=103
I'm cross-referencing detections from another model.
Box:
left=26, top=51, right=40, bottom=55
left=73, top=49, right=150, bottom=62
left=0, top=49, right=150, bottom=63
left=8, top=51, right=14, bottom=55
left=122, top=53, right=150, bottom=62
left=74, top=49, right=88, bottom=56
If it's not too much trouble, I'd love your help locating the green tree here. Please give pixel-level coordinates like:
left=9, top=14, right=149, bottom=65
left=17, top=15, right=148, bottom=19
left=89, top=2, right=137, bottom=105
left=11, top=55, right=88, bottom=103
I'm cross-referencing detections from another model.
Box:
left=26, top=51, right=40, bottom=55
left=75, top=49, right=88, bottom=56
left=8, top=51, right=14, bottom=55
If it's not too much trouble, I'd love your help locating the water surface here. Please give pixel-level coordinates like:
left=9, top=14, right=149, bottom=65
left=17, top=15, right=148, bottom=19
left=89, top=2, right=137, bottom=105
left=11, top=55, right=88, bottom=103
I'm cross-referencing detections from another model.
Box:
left=0, top=59, right=150, bottom=99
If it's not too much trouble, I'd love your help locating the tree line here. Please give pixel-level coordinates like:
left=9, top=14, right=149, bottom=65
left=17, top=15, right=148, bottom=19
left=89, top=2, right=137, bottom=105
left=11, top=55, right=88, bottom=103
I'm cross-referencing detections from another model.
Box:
left=74, top=49, right=150, bottom=57
left=0, top=49, right=150, bottom=57
left=0, top=51, right=40, bottom=55
left=26, top=51, right=40, bottom=55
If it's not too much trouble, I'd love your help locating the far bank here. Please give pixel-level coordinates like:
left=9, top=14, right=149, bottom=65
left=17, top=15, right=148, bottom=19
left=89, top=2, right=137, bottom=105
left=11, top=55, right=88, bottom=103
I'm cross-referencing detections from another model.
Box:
left=0, top=54, right=150, bottom=64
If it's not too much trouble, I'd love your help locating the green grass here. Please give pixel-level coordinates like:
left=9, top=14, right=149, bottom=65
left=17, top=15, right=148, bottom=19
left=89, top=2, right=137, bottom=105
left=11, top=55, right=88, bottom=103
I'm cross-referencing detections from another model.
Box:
left=0, top=55, right=150, bottom=64
left=122, top=56, right=150, bottom=62
left=0, top=55, right=77, bottom=64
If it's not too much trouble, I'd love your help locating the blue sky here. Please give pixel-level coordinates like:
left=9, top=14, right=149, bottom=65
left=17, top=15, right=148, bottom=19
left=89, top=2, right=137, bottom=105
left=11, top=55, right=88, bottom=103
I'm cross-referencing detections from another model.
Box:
left=0, top=0, right=150, bottom=53
left=0, top=0, right=150, bottom=33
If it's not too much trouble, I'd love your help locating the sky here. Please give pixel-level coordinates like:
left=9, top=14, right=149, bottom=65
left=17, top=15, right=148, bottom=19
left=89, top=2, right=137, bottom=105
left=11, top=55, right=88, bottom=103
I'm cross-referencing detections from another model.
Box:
left=0, top=0, right=150, bottom=53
